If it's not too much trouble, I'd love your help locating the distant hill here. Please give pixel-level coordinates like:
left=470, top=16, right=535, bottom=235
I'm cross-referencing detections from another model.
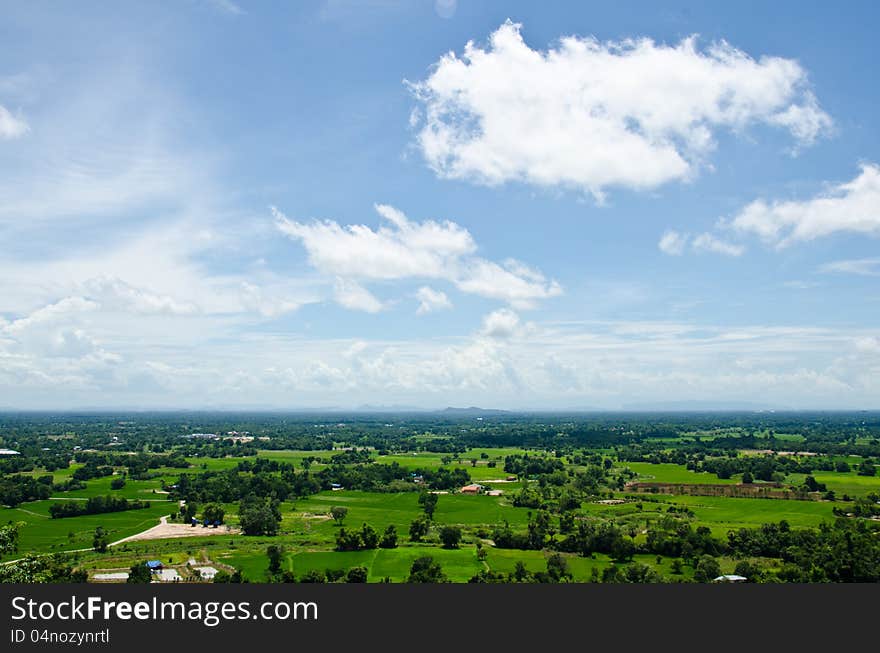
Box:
left=439, top=406, right=511, bottom=416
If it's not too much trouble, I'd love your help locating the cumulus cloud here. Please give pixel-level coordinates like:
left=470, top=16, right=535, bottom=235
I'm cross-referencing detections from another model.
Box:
left=480, top=308, right=528, bottom=339
left=658, top=230, right=688, bottom=255
left=819, top=258, right=880, bottom=277
left=415, top=286, right=452, bottom=314
left=408, top=20, right=830, bottom=198
left=0, top=105, right=29, bottom=139
left=1, top=297, right=102, bottom=359
left=691, top=232, right=745, bottom=257
left=480, top=308, right=520, bottom=339
left=727, top=163, right=880, bottom=247
left=275, top=204, right=561, bottom=310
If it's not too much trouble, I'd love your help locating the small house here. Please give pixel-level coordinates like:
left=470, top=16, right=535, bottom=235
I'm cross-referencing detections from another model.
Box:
left=460, top=484, right=483, bottom=494
left=713, top=574, right=747, bottom=583
left=146, top=560, right=164, bottom=572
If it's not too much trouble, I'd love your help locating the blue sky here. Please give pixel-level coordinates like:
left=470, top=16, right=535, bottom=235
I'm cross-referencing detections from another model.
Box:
left=0, top=0, right=878, bottom=409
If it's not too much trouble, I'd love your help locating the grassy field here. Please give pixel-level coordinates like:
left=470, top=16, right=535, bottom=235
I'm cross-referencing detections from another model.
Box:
left=622, top=462, right=739, bottom=484
left=786, top=471, right=880, bottom=497
left=0, top=500, right=173, bottom=560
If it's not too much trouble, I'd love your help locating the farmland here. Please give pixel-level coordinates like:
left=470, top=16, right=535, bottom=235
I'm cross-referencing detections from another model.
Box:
left=1, top=411, right=879, bottom=583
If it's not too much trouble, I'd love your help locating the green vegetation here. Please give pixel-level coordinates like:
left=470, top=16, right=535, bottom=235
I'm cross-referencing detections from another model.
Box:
left=1, top=411, right=879, bottom=583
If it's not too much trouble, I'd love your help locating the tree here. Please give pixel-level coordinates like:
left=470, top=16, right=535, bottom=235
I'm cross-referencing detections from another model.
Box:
left=409, top=517, right=430, bottom=542
left=346, top=567, right=368, bottom=583
left=213, top=570, right=231, bottom=583
left=610, top=538, right=635, bottom=563
left=379, top=524, right=398, bottom=549
left=238, top=496, right=282, bottom=536
left=335, top=527, right=363, bottom=552
left=734, top=559, right=760, bottom=581
left=202, top=503, right=225, bottom=526
left=546, top=553, right=571, bottom=582
left=127, top=562, right=152, bottom=584
left=0, top=521, right=22, bottom=556
left=418, top=491, right=439, bottom=520
left=299, top=570, right=326, bottom=583
left=267, top=544, right=284, bottom=575
left=360, top=523, right=379, bottom=549
left=92, top=526, right=108, bottom=553
left=857, top=459, right=876, bottom=477
left=330, top=506, right=348, bottom=525
left=693, top=555, right=722, bottom=583
left=439, top=525, right=462, bottom=549
left=110, top=477, right=126, bottom=490
left=407, top=556, right=447, bottom=583
left=181, top=502, right=199, bottom=523
left=741, top=471, right=754, bottom=484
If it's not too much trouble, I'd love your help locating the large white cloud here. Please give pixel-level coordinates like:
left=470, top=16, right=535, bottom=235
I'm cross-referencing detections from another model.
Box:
left=727, top=163, right=880, bottom=246
left=409, top=20, right=830, bottom=198
left=275, top=204, right=562, bottom=310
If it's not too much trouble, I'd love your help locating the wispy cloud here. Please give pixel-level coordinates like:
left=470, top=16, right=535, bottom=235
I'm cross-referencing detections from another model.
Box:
left=818, top=257, right=880, bottom=276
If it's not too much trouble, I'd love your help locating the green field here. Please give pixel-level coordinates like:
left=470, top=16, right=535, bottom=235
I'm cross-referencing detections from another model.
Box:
left=622, top=462, right=740, bottom=484
left=0, top=500, right=173, bottom=560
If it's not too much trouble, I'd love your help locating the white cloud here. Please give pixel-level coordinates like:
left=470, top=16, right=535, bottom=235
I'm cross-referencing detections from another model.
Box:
left=334, top=278, right=385, bottom=313
left=275, top=204, right=561, bottom=310
left=274, top=204, right=475, bottom=280
left=82, top=277, right=199, bottom=315
left=658, top=230, right=688, bottom=255
left=415, top=286, right=452, bottom=315
left=818, top=257, right=880, bottom=277
left=728, top=163, right=880, bottom=247
left=480, top=308, right=522, bottom=339
left=658, top=230, right=744, bottom=257
left=691, top=232, right=745, bottom=257
left=0, top=105, right=29, bottom=139
left=409, top=20, right=830, bottom=198
left=1, top=297, right=102, bottom=359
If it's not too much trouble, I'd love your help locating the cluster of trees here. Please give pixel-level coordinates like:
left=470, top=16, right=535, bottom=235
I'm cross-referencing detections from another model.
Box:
left=0, top=474, right=53, bottom=507
left=334, top=523, right=398, bottom=551
left=0, top=554, right=88, bottom=583
left=725, top=518, right=880, bottom=581
left=837, top=493, right=880, bottom=518
left=48, top=495, right=150, bottom=519
left=503, top=453, right=565, bottom=477
left=72, top=462, right=115, bottom=482
left=170, top=462, right=471, bottom=508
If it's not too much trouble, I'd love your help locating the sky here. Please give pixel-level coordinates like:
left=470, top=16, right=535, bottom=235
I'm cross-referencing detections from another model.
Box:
left=0, top=0, right=878, bottom=410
